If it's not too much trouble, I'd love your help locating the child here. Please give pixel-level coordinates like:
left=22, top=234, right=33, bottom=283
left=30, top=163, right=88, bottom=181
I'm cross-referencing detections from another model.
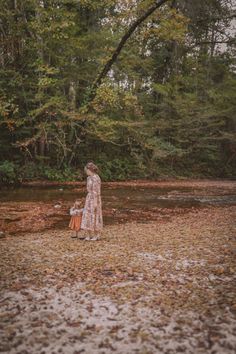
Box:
left=69, top=199, right=84, bottom=239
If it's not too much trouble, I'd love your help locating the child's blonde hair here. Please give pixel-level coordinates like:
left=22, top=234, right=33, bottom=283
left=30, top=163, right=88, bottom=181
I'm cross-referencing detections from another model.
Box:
left=74, top=199, right=83, bottom=208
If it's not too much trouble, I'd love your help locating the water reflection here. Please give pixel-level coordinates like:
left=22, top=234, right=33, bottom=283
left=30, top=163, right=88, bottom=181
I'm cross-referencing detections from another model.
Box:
left=1, top=185, right=236, bottom=208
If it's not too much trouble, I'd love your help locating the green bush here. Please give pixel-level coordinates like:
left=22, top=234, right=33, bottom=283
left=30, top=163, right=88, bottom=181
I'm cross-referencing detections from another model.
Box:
left=42, top=166, right=79, bottom=181
left=97, top=158, right=143, bottom=181
left=20, top=162, right=80, bottom=182
left=0, top=161, right=19, bottom=185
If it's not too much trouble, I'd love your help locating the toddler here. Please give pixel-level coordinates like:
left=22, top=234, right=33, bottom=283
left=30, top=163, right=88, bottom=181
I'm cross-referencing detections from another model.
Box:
left=69, top=199, right=84, bottom=239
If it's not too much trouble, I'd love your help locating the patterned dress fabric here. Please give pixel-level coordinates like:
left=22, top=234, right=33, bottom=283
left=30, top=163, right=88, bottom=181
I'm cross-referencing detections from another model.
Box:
left=81, top=174, right=103, bottom=232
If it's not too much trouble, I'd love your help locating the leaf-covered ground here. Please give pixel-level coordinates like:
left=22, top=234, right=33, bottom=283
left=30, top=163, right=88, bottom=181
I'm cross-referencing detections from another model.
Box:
left=0, top=205, right=236, bottom=353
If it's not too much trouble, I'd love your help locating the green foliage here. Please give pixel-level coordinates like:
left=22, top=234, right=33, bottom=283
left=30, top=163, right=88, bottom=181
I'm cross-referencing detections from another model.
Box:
left=0, top=0, right=235, bottom=184
left=150, top=8, right=189, bottom=43
left=97, top=157, right=142, bottom=181
left=20, top=163, right=79, bottom=182
left=0, top=161, right=19, bottom=185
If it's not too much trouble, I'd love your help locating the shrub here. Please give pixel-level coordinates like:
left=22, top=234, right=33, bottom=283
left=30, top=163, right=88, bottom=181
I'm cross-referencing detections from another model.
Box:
left=97, top=158, right=142, bottom=181
left=0, top=161, right=19, bottom=185
left=20, top=162, right=80, bottom=182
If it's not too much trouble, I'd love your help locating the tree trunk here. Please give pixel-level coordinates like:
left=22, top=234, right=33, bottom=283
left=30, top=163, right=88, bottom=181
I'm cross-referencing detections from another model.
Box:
left=69, top=81, right=77, bottom=110
left=86, top=0, right=170, bottom=103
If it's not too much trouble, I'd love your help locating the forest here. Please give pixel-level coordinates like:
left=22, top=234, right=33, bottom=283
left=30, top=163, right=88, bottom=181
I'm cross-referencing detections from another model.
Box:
left=0, top=0, right=236, bottom=183
left=1, top=2, right=236, bottom=352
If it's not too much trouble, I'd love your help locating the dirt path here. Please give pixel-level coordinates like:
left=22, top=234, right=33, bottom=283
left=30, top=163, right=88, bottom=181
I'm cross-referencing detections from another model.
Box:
left=0, top=206, right=236, bottom=353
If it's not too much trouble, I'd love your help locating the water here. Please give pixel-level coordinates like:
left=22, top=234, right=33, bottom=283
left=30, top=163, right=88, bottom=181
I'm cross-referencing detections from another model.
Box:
left=1, top=183, right=235, bottom=233
left=1, top=184, right=236, bottom=208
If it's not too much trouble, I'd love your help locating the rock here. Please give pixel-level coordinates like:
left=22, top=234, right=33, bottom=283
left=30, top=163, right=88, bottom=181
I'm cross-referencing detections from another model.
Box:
left=0, top=231, right=6, bottom=238
left=54, top=204, right=61, bottom=209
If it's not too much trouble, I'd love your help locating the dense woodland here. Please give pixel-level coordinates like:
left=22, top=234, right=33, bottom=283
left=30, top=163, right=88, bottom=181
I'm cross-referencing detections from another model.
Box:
left=0, top=0, right=235, bottom=183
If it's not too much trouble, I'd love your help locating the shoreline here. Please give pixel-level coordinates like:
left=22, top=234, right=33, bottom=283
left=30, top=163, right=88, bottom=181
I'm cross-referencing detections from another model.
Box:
left=18, top=177, right=236, bottom=188
left=1, top=179, right=236, bottom=235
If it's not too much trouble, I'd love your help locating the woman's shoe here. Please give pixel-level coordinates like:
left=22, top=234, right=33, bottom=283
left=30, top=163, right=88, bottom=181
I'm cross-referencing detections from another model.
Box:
left=91, top=236, right=100, bottom=241
left=85, top=236, right=91, bottom=241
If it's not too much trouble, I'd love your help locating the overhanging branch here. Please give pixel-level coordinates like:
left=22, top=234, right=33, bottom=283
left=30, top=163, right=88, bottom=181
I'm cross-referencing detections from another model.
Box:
left=87, top=0, right=170, bottom=103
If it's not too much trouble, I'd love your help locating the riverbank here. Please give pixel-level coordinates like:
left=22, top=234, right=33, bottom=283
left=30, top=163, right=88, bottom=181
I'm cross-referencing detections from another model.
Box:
left=1, top=179, right=236, bottom=235
left=0, top=206, right=236, bottom=353
left=21, top=177, right=236, bottom=188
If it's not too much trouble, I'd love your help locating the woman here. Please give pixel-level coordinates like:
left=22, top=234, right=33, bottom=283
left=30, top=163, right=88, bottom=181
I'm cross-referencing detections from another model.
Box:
left=81, top=162, right=103, bottom=241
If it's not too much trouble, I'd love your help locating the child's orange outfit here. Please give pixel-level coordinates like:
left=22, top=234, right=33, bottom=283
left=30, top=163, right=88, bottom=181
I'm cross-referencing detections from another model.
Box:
left=69, top=207, right=84, bottom=231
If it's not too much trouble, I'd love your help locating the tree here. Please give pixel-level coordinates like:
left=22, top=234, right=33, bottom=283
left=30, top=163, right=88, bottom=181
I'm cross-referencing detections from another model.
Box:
left=87, top=0, right=170, bottom=102
left=0, top=0, right=235, bottom=182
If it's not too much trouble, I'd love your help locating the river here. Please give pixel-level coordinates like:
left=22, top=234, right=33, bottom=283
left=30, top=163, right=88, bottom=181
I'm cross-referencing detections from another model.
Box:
left=0, top=179, right=236, bottom=234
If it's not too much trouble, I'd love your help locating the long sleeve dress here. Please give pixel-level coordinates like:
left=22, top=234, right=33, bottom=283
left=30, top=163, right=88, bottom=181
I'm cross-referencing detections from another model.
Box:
left=81, top=173, right=103, bottom=232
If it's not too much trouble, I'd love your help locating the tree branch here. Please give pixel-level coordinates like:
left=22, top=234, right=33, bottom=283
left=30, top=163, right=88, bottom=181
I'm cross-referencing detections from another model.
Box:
left=194, top=12, right=236, bottom=24
left=87, top=0, right=170, bottom=103
left=194, top=39, right=236, bottom=46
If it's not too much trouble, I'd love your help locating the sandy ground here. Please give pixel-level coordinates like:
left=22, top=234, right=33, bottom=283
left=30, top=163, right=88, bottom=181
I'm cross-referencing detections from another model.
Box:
left=0, top=205, right=236, bottom=353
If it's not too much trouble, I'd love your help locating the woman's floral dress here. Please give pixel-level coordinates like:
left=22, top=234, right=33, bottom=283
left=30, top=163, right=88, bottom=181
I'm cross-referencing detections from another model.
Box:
left=81, top=173, right=103, bottom=232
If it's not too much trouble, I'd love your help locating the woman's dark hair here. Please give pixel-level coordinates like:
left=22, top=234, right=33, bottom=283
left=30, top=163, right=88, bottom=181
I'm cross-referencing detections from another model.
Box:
left=85, top=161, right=99, bottom=173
